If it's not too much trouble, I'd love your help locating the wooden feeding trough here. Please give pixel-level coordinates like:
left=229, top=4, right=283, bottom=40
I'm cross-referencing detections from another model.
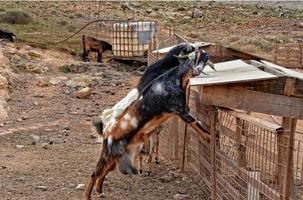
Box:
left=155, top=44, right=303, bottom=200
left=112, top=21, right=157, bottom=62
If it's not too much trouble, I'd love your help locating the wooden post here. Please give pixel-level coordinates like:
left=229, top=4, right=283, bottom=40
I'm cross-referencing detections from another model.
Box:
left=282, top=118, right=296, bottom=200
left=276, top=78, right=297, bottom=200
left=236, top=117, right=248, bottom=200
left=181, top=86, right=191, bottom=171
left=210, top=106, right=218, bottom=200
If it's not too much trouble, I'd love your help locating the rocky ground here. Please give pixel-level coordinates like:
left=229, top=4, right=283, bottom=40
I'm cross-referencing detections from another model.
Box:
left=0, top=42, right=206, bottom=200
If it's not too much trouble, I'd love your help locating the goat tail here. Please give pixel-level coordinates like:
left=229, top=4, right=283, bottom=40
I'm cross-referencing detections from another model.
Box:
left=92, top=117, right=104, bottom=142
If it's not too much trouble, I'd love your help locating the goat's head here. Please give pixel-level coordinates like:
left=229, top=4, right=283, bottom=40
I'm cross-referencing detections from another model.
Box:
left=175, top=49, right=215, bottom=76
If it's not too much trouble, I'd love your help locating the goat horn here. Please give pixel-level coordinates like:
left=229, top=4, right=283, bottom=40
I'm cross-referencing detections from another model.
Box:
left=207, top=60, right=216, bottom=71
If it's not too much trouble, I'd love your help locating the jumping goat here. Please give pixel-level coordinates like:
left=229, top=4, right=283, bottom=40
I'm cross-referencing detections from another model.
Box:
left=85, top=48, right=213, bottom=199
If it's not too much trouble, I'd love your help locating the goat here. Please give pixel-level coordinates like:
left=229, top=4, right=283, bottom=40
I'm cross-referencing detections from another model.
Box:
left=84, top=49, right=212, bottom=199
left=100, top=43, right=215, bottom=135
left=0, top=29, right=16, bottom=42
left=82, top=35, right=112, bottom=63
left=137, top=124, right=163, bottom=175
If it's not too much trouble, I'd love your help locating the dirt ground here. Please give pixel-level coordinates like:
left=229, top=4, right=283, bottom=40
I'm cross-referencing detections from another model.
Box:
left=0, top=43, right=205, bottom=200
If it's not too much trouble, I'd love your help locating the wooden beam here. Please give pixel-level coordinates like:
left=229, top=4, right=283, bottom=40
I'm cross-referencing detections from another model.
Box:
left=219, top=107, right=283, bottom=132
left=202, top=86, right=303, bottom=119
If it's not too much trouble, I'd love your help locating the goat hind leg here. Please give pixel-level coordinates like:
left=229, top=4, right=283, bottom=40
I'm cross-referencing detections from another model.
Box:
left=155, top=133, right=160, bottom=164
left=95, top=159, right=116, bottom=197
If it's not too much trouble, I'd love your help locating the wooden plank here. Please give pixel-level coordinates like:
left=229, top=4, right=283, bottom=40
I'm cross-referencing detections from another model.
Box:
left=261, top=60, right=303, bottom=80
left=249, top=60, right=287, bottom=77
left=219, top=107, right=283, bottom=132
left=202, top=86, right=303, bottom=119
left=190, top=60, right=277, bottom=86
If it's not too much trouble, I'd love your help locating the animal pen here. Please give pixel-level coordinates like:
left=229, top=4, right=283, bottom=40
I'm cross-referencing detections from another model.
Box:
left=149, top=43, right=303, bottom=200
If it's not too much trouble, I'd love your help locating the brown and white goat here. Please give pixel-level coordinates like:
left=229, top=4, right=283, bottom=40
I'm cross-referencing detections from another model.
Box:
left=82, top=35, right=112, bottom=63
left=137, top=124, right=163, bottom=175
left=84, top=49, right=212, bottom=199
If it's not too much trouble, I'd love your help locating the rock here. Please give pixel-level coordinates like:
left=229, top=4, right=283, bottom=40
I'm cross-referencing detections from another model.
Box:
left=32, top=93, right=44, bottom=98
left=192, top=8, right=203, bottom=18
left=0, top=98, right=8, bottom=120
left=42, top=143, right=48, bottom=149
left=121, top=2, right=131, bottom=10
left=34, top=185, right=47, bottom=191
left=26, top=64, right=49, bottom=73
left=74, top=87, right=91, bottom=99
left=65, top=75, right=97, bottom=88
left=69, top=64, right=88, bottom=73
left=17, top=118, right=23, bottom=122
left=30, top=134, right=40, bottom=142
left=296, top=22, right=303, bottom=28
left=0, top=75, right=8, bottom=90
left=149, top=12, right=158, bottom=18
left=21, top=115, right=29, bottom=120
left=146, top=9, right=153, bottom=14
left=49, top=77, right=62, bottom=85
left=188, top=32, right=199, bottom=38
left=0, top=123, right=4, bottom=127
left=177, top=188, right=189, bottom=195
left=183, top=16, right=192, bottom=21
left=16, top=145, right=25, bottom=149
left=36, top=79, right=49, bottom=87
left=76, top=183, right=85, bottom=190
left=160, top=174, right=174, bottom=183
left=33, top=101, right=39, bottom=106
left=177, top=6, right=187, bottom=11
left=97, top=192, right=106, bottom=198
left=174, top=194, right=189, bottom=200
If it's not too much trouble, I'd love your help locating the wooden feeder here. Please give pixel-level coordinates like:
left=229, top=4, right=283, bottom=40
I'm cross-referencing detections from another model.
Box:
left=154, top=43, right=303, bottom=200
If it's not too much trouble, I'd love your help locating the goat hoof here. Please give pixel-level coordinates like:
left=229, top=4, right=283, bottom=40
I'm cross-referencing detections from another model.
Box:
left=97, top=192, right=106, bottom=198
left=139, top=169, right=143, bottom=174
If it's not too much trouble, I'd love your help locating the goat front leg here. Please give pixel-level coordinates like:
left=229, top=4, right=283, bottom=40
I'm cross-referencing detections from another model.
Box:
left=178, top=111, right=210, bottom=143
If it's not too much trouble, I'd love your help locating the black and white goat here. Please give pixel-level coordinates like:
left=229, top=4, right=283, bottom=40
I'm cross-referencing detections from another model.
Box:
left=0, top=29, right=16, bottom=42
left=100, top=43, right=215, bottom=135
left=82, top=35, right=112, bottom=62
left=85, top=49, right=212, bottom=199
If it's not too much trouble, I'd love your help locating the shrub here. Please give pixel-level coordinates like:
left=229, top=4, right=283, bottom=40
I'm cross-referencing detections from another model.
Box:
left=0, top=10, right=33, bottom=24
left=58, top=20, right=68, bottom=26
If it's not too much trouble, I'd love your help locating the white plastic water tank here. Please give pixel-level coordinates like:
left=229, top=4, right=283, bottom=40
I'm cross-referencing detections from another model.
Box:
left=112, top=21, right=157, bottom=58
